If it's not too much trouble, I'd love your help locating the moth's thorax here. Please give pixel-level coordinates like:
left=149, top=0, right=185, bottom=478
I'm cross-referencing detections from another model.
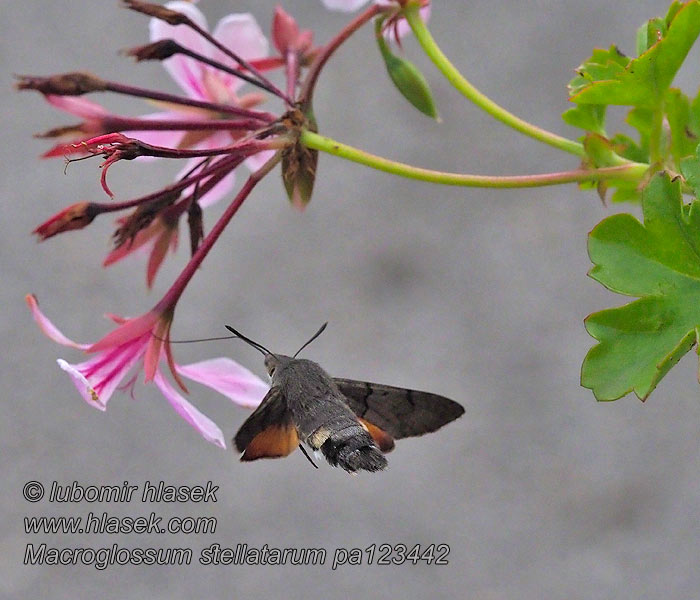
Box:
left=268, top=357, right=357, bottom=441
left=269, top=356, right=330, bottom=387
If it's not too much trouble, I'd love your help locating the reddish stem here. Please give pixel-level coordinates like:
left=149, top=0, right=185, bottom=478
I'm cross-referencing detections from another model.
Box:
left=165, top=42, right=290, bottom=102
left=285, top=51, right=299, bottom=101
left=181, top=18, right=293, bottom=105
left=157, top=153, right=281, bottom=310
left=165, top=159, right=242, bottom=220
left=102, top=80, right=277, bottom=122
left=102, top=115, right=269, bottom=132
left=299, top=4, right=382, bottom=105
left=92, top=153, right=246, bottom=212
left=114, top=137, right=276, bottom=160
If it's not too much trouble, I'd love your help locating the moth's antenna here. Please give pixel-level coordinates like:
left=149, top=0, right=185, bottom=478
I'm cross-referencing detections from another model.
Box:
left=298, top=444, right=319, bottom=469
left=224, top=325, right=272, bottom=356
left=294, top=322, right=328, bottom=358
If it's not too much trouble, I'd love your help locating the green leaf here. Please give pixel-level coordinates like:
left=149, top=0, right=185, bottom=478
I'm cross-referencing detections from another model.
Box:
left=562, top=104, right=606, bottom=135
left=609, top=134, right=647, bottom=163
left=375, top=19, right=438, bottom=119
left=568, top=46, right=630, bottom=97
left=571, top=1, right=700, bottom=107
left=636, top=17, right=666, bottom=56
left=609, top=183, right=642, bottom=204
left=582, top=172, right=700, bottom=400
left=563, top=45, right=630, bottom=136
left=680, top=142, right=700, bottom=197
left=665, top=88, right=699, bottom=163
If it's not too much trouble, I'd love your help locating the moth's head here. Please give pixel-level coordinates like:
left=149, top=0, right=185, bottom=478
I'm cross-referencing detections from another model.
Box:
left=225, top=322, right=328, bottom=379
left=264, top=353, right=280, bottom=377
left=264, top=354, right=293, bottom=378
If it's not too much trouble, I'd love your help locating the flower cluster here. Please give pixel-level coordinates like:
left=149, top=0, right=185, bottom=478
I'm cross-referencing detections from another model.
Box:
left=21, top=0, right=427, bottom=447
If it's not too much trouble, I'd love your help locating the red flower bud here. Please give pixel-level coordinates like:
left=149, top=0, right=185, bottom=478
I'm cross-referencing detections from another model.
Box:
left=33, top=202, right=100, bottom=240
left=272, top=5, right=313, bottom=55
left=272, top=5, right=300, bottom=54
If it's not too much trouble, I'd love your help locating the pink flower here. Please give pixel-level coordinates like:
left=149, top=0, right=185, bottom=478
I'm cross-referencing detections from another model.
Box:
left=321, top=0, right=430, bottom=40
left=31, top=3, right=275, bottom=284
left=112, top=2, right=275, bottom=280
left=27, top=294, right=269, bottom=448
left=36, top=3, right=274, bottom=206
left=144, top=1, right=274, bottom=186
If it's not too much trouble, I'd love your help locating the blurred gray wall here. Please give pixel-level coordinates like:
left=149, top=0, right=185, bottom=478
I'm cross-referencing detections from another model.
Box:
left=1, top=1, right=698, bottom=598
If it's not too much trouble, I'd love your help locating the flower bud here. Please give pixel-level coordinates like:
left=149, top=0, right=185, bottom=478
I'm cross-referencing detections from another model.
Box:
left=15, top=72, right=106, bottom=96
left=124, top=39, right=180, bottom=62
left=122, top=0, right=190, bottom=25
left=272, top=5, right=314, bottom=55
left=33, top=202, right=100, bottom=240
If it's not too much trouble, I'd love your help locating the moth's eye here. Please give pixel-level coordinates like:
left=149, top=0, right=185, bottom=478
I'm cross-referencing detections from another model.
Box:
left=268, top=365, right=276, bottom=377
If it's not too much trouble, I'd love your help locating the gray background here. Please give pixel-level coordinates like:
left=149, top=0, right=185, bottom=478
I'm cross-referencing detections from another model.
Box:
left=2, top=1, right=698, bottom=598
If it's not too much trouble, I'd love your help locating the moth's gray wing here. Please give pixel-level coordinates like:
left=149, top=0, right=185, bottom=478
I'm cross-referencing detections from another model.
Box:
left=333, top=378, right=464, bottom=440
left=233, top=387, right=297, bottom=459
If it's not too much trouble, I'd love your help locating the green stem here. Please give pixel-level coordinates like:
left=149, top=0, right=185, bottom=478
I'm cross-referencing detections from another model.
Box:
left=300, top=130, right=647, bottom=188
left=403, top=3, right=584, bottom=157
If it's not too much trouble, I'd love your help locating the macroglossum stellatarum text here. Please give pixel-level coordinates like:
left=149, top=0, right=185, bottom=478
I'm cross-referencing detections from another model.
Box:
left=226, top=324, right=464, bottom=473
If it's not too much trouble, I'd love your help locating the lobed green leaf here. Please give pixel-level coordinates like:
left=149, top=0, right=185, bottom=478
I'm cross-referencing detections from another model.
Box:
left=571, top=1, right=700, bottom=107
left=582, top=172, right=700, bottom=400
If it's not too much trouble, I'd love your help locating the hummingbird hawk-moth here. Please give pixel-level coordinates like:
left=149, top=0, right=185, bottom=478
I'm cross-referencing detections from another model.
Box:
left=227, top=324, right=464, bottom=473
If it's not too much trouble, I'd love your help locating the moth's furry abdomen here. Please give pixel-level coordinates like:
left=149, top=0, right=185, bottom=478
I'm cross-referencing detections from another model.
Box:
left=320, top=432, right=387, bottom=473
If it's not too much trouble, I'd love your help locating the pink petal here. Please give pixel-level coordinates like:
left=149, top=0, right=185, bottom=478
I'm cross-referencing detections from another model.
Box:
left=209, top=13, right=269, bottom=92
left=105, top=314, right=129, bottom=325
left=201, top=70, right=238, bottom=105
left=56, top=339, right=144, bottom=409
left=150, top=1, right=210, bottom=100
left=45, top=95, right=108, bottom=119
left=103, top=222, right=160, bottom=267
left=176, top=358, right=269, bottom=408
left=153, top=369, right=226, bottom=448
left=26, top=294, right=89, bottom=350
left=88, top=312, right=158, bottom=353
left=57, top=358, right=107, bottom=410
left=146, top=228, right=177, bottom=288
left=321, top=0, right=370, bottom=11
